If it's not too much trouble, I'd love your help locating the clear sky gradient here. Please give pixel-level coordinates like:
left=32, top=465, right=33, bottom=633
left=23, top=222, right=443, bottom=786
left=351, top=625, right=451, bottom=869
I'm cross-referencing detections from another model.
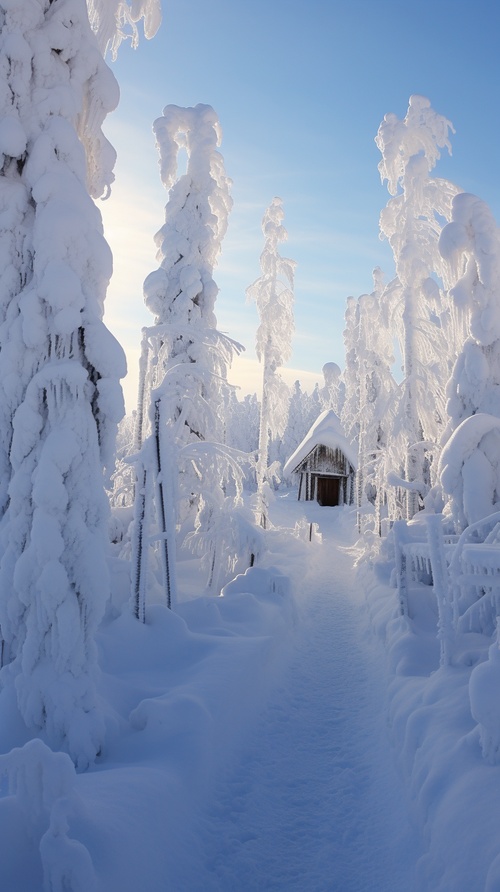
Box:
left=99, top=0, right=500, bottom=413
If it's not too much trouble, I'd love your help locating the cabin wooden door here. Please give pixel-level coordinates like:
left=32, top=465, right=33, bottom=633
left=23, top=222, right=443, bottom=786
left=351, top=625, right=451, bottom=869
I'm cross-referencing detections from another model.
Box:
left=317, top=476, right=340, bottom=506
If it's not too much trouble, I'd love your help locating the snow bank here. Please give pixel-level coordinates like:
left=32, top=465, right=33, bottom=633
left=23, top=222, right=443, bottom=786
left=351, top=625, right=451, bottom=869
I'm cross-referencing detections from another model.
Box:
left=0, top=738, right=96, bottom=891
left=0, top=511, right=302, bottom=890
left=361, top=535, right=500, bottom=890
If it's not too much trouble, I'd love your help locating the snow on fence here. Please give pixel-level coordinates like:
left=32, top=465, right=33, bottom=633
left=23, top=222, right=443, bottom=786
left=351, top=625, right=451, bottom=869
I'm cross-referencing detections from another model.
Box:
left=292, top=520, right=322, bottom=545
left=449, top=512, right=500, bottom=639
left=393, top=510, right=500, bottom=664
left=393, top=516, right=457, bottom=619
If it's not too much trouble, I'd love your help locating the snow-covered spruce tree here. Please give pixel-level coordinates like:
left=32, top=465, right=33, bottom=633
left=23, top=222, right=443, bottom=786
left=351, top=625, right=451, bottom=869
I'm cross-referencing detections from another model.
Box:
left=307, top=382, right=322, bottom=427
left=225, top=390, right=260, bottom=455
left=438, top=193, right=500, bottom=528
left=376, top=95, right=462, bottom=519
left=341, top=276, right=395, bottom=529
left=0, top=0, right=127, bottom=768
left=131, top=104, right=244, bottom=614
left=353, top=272, right=396, bottom=530
left=110, top=411, right=136, bottom=509
left=225, top=389, right=260, bottom=489
left=279, top=381, right=309, bottom=482
left=320, top=361, right=344, bottom=416
left=247, top=197, right=295, bottom=527
left=341, top=294, right=361, bottom=450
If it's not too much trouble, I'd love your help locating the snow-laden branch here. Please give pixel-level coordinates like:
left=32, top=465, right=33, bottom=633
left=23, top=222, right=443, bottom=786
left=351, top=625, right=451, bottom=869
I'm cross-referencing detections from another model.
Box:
left=87, top=0, right=162, bottom=59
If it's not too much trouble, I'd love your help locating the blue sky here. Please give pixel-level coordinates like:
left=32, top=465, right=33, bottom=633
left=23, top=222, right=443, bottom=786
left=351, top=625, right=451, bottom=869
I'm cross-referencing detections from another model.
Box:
left=100, top=0, right=500, bottom=412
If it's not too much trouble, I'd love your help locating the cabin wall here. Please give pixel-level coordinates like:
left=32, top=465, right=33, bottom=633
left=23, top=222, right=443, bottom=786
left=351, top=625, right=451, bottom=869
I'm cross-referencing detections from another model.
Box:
left=295, top=445, right=355, bottom=505
left=298, top=445, right=350, bottom=477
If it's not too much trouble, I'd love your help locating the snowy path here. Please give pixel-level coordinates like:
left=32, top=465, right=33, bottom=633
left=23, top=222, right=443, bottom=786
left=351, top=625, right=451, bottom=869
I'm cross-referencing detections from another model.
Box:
left=179, top=507, right=422, bottom=890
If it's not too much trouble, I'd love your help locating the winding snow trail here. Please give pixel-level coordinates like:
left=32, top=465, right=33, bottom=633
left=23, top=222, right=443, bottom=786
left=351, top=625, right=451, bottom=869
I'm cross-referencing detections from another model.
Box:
left=188, top=506, right=421, bottom=890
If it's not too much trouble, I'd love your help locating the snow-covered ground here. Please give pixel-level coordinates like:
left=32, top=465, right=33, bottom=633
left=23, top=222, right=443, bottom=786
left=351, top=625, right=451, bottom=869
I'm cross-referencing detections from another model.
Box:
left=1, top=495, right=424, bottom=891
left=184, top=501, right=421, bottom=891
left=11, top=493, right=500, bottom=890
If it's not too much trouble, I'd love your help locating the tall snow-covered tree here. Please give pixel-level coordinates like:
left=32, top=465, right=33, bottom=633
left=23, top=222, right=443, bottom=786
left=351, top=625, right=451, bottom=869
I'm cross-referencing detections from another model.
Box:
left=0, top=0, right=127, bottom=768
left=355, top=272, right=396, bottom=531
left=376, top=95, right=462, bottom=518
left=137, top=104, right=236, bottom=448
left=247, top=197, right=295, bottom=527
left=131, top=104, right=244, bottom=613
left=341, top=275, right=396, bottom=531
left=438, top=193, right=500, bottom=527
left=341, top=295, right=361, bottom=450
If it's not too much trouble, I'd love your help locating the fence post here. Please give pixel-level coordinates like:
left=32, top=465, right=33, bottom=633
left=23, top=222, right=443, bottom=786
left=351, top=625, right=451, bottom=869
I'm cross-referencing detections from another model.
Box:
left=426, top=513, right=454, bottom=666
left=393, top=520, right=409, bottom=617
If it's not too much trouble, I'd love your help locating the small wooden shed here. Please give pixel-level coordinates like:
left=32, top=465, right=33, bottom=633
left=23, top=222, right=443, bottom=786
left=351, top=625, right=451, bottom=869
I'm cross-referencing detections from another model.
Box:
left=283, top=409, right=357, bottom=506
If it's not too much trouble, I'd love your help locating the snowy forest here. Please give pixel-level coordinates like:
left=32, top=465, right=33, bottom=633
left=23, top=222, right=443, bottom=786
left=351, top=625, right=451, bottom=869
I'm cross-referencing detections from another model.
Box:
left=2, top=1, right=500, bottom=890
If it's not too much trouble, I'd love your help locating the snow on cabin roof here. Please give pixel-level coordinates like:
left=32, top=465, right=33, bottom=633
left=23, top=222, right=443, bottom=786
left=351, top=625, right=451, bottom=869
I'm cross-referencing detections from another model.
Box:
left=283, top=409, right=358, bottom=476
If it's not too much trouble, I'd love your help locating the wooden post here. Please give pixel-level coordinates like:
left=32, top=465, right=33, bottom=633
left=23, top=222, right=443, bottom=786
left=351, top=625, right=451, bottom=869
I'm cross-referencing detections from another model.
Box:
left=426, top=514, right=454, bottom=666
left=153, top=398, right=177, bottom=610
left=393, top=520, right=409, bottom=617
left=131, top=462, right=149, bottom=623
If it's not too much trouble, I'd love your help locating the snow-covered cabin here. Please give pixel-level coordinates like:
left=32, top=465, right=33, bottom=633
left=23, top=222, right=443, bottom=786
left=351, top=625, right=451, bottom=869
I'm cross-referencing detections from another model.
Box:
left=283, top=410, right=357, bottom=506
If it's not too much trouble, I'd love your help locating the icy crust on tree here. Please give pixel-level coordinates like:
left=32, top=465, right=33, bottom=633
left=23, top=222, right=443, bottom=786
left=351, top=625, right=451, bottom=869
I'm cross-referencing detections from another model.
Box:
left=0, top=0, right=120, bottom=200
left=1, top=364, right=112, bottom=768
left=439, top=193, right=500, bottom=447
left=283, top=409, right=357, bottom=477
left=87, top=0, right=161, bottom=59
left=376, top=95, right=454, bottom=197
left=0, top=0, right=126, bottom=470
left=0, top=0, right=126, bottom=768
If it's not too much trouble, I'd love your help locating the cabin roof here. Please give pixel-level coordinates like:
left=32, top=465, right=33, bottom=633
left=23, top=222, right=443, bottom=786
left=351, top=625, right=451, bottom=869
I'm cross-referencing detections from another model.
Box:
left=283, top=409, right=358, bottom=476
